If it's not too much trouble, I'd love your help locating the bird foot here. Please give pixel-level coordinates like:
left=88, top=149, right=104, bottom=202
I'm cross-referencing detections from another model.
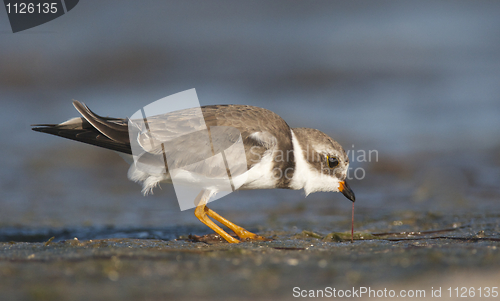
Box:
left=235, top=231, right=273, bottom=242
left=188, top=234, right=238, bottom=244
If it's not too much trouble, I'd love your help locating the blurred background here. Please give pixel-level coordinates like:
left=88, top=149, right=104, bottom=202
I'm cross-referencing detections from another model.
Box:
left=0, top=0, right=499, bottom=239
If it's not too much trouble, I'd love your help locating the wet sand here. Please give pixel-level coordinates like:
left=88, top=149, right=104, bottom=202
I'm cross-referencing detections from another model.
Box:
left=1, top=221, right=499, bottom=300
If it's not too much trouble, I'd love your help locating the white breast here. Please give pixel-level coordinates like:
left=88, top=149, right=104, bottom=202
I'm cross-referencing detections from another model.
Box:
left=237, top=150, right=278, bottom=190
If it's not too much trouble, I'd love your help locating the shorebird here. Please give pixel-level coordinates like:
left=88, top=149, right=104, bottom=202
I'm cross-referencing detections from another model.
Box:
left=32, top=101, right=355, bottom=243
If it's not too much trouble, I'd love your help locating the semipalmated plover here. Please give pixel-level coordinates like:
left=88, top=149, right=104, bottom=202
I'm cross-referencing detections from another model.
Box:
left=32, top=101, right=355, bottom=243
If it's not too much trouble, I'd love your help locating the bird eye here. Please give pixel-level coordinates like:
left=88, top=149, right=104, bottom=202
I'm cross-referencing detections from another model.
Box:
left=327, top=156, right=339, bottom=168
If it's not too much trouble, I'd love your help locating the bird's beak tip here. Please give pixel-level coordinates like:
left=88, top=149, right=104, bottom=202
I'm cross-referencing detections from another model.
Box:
left=339, top=180, right=355, bottom=202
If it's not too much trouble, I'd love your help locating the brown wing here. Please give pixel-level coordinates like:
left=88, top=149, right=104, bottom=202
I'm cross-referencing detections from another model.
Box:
left=32, top=103, right=293, bottom=174
left=201, top=105, right=293, bottom=170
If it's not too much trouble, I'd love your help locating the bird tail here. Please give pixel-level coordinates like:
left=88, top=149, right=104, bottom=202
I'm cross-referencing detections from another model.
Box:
left=31, top=100, right=132, bottom=154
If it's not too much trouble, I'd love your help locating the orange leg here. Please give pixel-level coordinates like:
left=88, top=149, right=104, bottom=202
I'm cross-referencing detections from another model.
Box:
left=205, top=207, right=269, bottom=241
left=194, top=190, right=240, bottom=243
left=193, top=190, right=268, bottom=243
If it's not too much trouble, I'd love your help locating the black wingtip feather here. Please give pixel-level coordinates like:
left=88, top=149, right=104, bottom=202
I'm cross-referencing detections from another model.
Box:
left=31, top=115, right=132, bottom=155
